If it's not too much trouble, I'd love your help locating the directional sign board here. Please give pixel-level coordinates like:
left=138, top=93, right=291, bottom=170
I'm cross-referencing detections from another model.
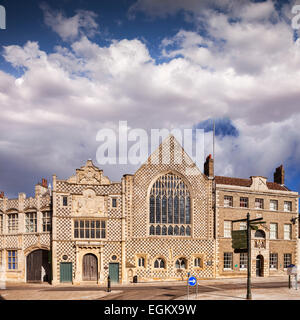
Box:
left=188, top=276, right=197, bottom=287
left=232, top=230, right=247, bottom=250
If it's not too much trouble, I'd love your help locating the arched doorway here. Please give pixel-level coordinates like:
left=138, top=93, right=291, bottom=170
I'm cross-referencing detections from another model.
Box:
left=256, top=255, right=264, bottom=277
left=27, top=249, right=50, bottom=283
left=82, top=254, right=98, bottom=281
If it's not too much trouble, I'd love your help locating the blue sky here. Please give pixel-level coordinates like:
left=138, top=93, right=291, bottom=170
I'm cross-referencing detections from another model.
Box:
left=0, top=0, right=300, bottom=200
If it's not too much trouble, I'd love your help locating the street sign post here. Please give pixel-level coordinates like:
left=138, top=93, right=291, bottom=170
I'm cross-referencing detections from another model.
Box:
left=187, top=276, right=197, bottom=300
left=232, top=213, right=265, bottom=300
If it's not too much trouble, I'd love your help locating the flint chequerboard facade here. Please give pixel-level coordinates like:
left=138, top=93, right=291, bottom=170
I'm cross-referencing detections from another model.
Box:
left=0, top=136, right=299, bottom=284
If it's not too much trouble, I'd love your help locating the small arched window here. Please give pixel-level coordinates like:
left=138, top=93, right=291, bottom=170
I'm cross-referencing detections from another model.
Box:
left=255, top=230, right=265, bottom=238
left=154, top=258, right=165, bottom=269
left=175, top=258, right=187, bottom=269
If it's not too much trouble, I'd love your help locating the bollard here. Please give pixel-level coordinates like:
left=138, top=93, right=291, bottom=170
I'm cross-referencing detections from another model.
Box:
left=107, top=276, right=111, bottom=292
left=289, top=275, right=291, bottom=289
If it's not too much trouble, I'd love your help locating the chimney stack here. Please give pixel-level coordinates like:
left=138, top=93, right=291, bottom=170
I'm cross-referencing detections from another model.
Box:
left=204, top=154, right=214, bottom=178
left=41, top=178, right=48, bottom=188
left=274, top=165, right=284, bottom=185
left=0, top=191, right=4, bottom=199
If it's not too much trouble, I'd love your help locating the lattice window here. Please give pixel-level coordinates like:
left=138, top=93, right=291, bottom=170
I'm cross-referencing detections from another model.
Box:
left=255, top=198, right=264, bottom=209
left=270, top=223, right=278, bottom=240
left=224, top=196, right=233, bottom=207
left=240, top=253, right=247, bottom=269
left=240, top=197, right=249, bottom=208
left=149, top=173, right=191, bottom=237
left=8, top=250, right=17, bottom=270
left=74, top=220, right=106, bottom=239
left=224, top=252, right=233, bottom=269
left=270, top=200, right=278, bottom=211
left=284, top=201, right=292, bottom=212
left=42, top=212, right=52, bottom=232
left=25, top=212, right=37, bottom=233
left=8, top=213, right=18, bottom=233
left=284, top=253, right=292, bottom=268
left=270, top=253, right=278, bottom=269
left=224, top=221, right=232, bottom=238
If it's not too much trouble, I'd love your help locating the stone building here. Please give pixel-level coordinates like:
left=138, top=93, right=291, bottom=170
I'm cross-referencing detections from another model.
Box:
left=0, top=136, right=298, bottom=284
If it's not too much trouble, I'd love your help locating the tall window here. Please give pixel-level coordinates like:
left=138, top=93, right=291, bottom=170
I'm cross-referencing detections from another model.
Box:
left=62, top=196, right=68, bottom=206
left=224, top=196, right=233, bottom=207
left=149, top=173, right=191, bottom=236
left=270, top=223, right=278, bottom=240
left=74, top=220, right=106, bottom=239
left=138, top=257, right=145, bottom=267
left=0, top=214, right=3, bottom=234
left=240, top=197, right=249, bottom=208
left=42, top=212, right=52, bottom=232
left=255, top=198, right=264, bottom=209
left=194, top=257, right=202, bottom=268
left=284, top=224, right=291, bottom=240
left=284, top=201, right=292, bottom=212
left=224, top=221, right=232, bottom=238
left=224, top=253, right=233, bottom=270
left=25, top=212, right=37, bottom=233
left=270, top=200, right=278, bottom=211
left=8, top=250, right=17, bottom=270
left=240, top=253, right=247, bottom=269
left=112, top=198, right=117, bottom=208
left=270, top=253, right=278, bottom=269
left=284, top=254, right=292, bottom=268
left=8, top=213, right=18, bottom=233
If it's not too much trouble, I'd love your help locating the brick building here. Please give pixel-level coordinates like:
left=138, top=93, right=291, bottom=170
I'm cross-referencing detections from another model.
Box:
left=0, top=136, right=298, bottom=284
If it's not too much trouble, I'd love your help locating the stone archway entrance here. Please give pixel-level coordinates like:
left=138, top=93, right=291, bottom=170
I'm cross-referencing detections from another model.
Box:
left=256, top=255, right=264, bottom=277
left=26, top=249, right=50, bottom=283
left=82, top=254, right=98, bottom=281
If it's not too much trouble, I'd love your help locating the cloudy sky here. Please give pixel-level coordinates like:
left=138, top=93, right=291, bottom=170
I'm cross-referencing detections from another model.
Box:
left=0, top=0, right=300, bottom=198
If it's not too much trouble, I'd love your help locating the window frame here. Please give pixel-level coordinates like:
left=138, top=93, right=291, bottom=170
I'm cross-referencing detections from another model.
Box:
left=224, top=195, right=233, bottom=207
left=284, top=201, right=292, bottom=212
left=223, top=252, right=233, bottom=270
left=8, top=213, right=18, bottom=234
left=25, top=212, right=37, bottom=233
left=255, top=198, right=264, bottom=209
left=240, top=197, right=249, bottom=208
left=73, top=219, right=106, bottom=240
left=7, top=250, right=18, bottom=270
left=284, top=253, right=292, bottom=269
left=284, top=224, right=292, bottom=240
left=269, top=253, right=278, bottom=269
left=224, top=220, right=232, bottom=238
left=270, top=200, right=278, bottom=211
left=269, top=223, right=278, bottom=240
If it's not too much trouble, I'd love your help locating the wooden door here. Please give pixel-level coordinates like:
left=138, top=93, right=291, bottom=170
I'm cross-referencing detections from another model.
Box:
left=60, top=262, right=72, bottom=283
left=27, top=250, right=43, bottom=282
left=83, top=254, right=98, bottom=281
left=109, top=263, right=119, bottom=283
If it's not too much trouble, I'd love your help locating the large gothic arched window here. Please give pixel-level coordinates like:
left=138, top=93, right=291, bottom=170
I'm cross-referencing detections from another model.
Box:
left=149, top=173, right=191, bottom=236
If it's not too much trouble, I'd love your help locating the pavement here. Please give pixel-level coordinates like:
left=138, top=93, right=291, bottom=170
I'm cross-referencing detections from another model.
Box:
left=0, top=276, right=299, bottom=300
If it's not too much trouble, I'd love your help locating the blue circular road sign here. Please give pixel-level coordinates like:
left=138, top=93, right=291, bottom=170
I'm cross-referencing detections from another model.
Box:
left=188, top=276, right=197, bottom=286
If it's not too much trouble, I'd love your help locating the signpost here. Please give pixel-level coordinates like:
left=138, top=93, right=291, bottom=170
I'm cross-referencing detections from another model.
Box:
left=232, top=213, right=265, bottom=300
left=187, top=276, right=197, bottom=300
